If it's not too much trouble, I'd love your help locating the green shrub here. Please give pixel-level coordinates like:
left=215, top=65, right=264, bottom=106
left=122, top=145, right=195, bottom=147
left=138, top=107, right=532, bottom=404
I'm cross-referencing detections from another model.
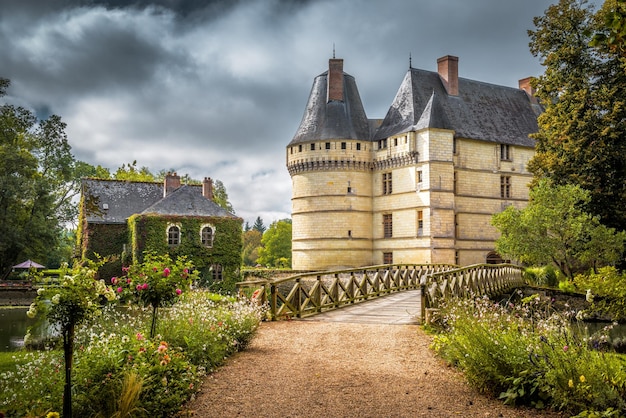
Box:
left=524, top=265, right=560, bottom=287
left=432, top=294, right=626, bottom=415
left=574, top=267, right=626, bottom=320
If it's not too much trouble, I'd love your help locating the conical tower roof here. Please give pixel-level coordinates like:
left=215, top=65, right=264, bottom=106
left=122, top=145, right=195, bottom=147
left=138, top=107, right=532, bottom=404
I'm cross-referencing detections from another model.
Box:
left=289, top=58, right=371, bottom=145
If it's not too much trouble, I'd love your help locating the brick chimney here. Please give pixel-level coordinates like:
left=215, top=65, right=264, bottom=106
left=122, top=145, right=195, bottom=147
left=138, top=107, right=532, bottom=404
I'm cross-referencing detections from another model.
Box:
left=437, top=55, right=459, bottom=96
left=202, top=177, right=213, bottom=201
left=164, top=172, right=180, bottom=197
left=327, top=58, right=344, bottom=102
left=518, top=77, right=539, bottom=105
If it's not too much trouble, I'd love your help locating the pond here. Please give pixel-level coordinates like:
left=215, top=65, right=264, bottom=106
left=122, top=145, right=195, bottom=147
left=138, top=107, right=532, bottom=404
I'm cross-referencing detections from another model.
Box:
left=0, top=307, right=36, bottom=351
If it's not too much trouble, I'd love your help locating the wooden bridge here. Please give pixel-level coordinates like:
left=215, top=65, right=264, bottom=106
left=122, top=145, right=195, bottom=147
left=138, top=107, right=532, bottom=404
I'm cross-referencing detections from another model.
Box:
left=237, top=263, right=525, bottom=324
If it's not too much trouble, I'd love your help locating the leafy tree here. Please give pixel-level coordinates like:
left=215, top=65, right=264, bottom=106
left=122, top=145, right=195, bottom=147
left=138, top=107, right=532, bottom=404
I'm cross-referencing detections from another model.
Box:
left=591, top=0, right=626, bottom=59
left=256, top=219, right=292, bottom=268
left=492, top=180, right=625, bottom=278
left=252, top=216, right=266, bottom=233
left=0, top=79, right=83, bottom=274
left=528, top=0, right=626, bottom=231
left=212, top=179, right=234, bottom=214
left=114, top=160, right=155, bottom=181
left=242, top=229, right=262, bottom=266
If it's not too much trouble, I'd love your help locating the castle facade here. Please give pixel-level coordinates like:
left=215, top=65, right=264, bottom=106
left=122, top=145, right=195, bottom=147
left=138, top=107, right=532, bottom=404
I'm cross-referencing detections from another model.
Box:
left=287, top=55, right=541, bottom=270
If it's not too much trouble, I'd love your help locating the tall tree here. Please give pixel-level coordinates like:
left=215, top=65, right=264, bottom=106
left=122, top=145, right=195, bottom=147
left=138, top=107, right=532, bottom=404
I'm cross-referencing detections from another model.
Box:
left=528, top=0, right=626, bottom=231
left=492, top=180, right=625, bottom=278
left=252, top=216, right=266, bottom=234
left=257, top=219, right=292, bottom=268
left=0, top=78, right=78, bottom=274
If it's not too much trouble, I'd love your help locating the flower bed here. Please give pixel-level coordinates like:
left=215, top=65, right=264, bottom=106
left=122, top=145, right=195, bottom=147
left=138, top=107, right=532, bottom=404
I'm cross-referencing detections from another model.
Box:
left=0, top=290, right=264, bottom=417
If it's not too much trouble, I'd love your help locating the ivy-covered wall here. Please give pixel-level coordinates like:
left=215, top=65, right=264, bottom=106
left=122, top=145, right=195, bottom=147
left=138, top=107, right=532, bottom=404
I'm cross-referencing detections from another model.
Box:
left=128, top=214, right=243, bottom=292
left=83, top=223, right=127, bottom=280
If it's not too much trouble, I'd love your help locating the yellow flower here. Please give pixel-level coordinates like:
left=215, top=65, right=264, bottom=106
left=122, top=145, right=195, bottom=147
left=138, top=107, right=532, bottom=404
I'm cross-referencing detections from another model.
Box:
left=46, top=412, right=60, bottom=418
left=579, top=375, right=586, bottom=383
left=568, top=379, right=574, bottom=388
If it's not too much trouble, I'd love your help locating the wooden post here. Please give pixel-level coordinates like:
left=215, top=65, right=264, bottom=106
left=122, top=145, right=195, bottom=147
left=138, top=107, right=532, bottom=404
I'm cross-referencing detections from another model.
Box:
left=270, top=284, right=277, bottom=321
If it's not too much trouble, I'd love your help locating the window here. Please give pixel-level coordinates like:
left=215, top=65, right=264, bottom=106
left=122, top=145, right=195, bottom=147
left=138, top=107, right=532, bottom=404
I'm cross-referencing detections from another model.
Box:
left=310, top=143, right=315, bottom=151
left=325, top=142, right=331, bottom=150
left=348, top=230, right=352, bottom=238
left=417, top=210, right=423, bottom=234
left=417, top=170, right=423, bottom=184
left=382, top=172, right=392, bottom=195
left=378, top=139, right=387, bottom=149
left=453, top=171, right=457, bottom=194
left=290, top=147, right=293, bottom=154
left=356, top=143, right=361, bottom=151
left=347, top=181, right=352, bottom=194
left=383, top=214, right=393, bottom=238
left=201, top=226, right=214, bottom=247
left=168, top=225, right=180, bottom=246
left=500, top=144, right=511, bottom=161
left=453, top=138, right=458, bottom=155
left=211, top=264, right=223, bottom=281
left=500, top=176, right=511, bottom=198
left=298, top=144, right=302, bottom=152
left=341, top=142, right=346, bottom=150
left=394, top=138, right=398, bottom=146
left=383, top=252, right=393, bottom=264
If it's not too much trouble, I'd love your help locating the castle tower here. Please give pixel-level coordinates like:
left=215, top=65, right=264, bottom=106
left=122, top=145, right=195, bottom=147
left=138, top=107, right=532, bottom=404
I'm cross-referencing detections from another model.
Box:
left=286, top=58, right=374, bottom=270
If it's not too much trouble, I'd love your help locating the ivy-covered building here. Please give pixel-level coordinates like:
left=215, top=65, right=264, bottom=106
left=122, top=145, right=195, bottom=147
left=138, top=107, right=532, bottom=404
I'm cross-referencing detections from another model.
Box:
left=78, top=173, right=243, bottom=289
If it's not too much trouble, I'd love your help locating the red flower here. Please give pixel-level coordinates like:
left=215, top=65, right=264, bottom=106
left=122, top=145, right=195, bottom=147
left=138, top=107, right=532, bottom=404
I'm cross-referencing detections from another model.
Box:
left=163, top=268, right=171, bottom=277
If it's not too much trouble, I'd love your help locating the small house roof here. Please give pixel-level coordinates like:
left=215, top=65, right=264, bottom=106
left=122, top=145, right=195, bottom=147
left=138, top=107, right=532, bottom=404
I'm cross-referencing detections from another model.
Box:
left=141, top=185, right=239, bottom=218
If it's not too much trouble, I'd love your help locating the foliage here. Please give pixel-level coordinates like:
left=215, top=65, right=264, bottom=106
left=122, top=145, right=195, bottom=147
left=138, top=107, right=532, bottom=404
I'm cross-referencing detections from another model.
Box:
left=257, top=219, right=292, bottom=268
left=116, top=252, right=198, bottom=338
left=492, top=179, right=626, bottom=278
left=574, top=267, right=626, bottom=320
left=432, top=294, right=626, bottom=415
left=242, top=229, right=262, bottom=266
left=528, top=0, right=626, bottom=231
left=591, top=0, right=626, bottom=59
left=114, top=160, right=155, bottom=182
left=252, top=216, right=266, bottom=233
left=524, top=265, right=560, bottom=288
left=0, top=290, right=264, bottom=418
left=0, top=79, right=79, bottom=275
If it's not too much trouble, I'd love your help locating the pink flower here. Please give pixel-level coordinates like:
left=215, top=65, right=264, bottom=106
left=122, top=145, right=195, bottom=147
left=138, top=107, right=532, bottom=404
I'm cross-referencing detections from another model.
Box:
left=142, top=283, right=149, bottom=290
left=126, top=278, right=132, bottom=284
left=163, top=268, right=171, bottom=277
left=136, top=284, right=142, bottom=291
left=122, top=266, right=129, bottom=272
left=152, top=267, right=158, bottom=272
left=111, top=277, right=118, bottom=284
left=183, top=268, right=189, bottom=274
left=136, top=333, right=144, bottom=341
left=176, top=288, right=182, bottom=295
left=563, top=345, right=569, bottom=352
left=117, top=287, right=123, bottom=293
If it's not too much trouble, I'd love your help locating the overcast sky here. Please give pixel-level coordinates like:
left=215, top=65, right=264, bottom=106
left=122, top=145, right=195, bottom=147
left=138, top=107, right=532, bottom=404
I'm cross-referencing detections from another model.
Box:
left=0, top=0, right=603, bottom=227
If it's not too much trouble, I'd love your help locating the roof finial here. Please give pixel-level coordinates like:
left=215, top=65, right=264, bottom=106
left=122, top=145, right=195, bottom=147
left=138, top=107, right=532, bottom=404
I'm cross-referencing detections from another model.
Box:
left=333, top=43, right=336, bottom=59
left=409, top=52, right=412, bottom=69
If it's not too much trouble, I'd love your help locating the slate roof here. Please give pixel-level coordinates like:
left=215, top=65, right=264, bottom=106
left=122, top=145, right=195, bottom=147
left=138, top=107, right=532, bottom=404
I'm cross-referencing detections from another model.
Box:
left=141, top=185, right=238, bottom=218
left=81, top=179, right=238, bottom=224
left=289, top=71, right=371, bottom=145
left=374, top=68, right=541, bottom=146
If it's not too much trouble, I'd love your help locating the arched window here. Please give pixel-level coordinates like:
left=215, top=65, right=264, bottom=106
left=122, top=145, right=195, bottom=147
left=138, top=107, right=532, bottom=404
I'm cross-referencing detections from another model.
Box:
left=486, top=251, right=504, bottom=264
left=201, top=226, right=214, bottom=247
left=168, top=225, right=180, bottom=246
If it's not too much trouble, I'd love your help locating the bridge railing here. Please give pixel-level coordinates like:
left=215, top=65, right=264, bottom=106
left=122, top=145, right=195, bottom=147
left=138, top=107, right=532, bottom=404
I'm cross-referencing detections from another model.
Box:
left=420, top=263, right=525, bottom=321
left=237, top=264, right=456, bottom=320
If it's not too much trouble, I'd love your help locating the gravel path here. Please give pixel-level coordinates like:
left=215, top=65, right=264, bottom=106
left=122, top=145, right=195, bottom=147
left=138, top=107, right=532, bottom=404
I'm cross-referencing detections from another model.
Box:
left=185, top=320, right=563, bottom=417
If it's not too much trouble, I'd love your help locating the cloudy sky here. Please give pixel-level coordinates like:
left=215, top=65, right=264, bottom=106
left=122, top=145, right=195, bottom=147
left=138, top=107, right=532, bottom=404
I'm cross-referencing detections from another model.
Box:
left=0, top=0, right=602, bottom=227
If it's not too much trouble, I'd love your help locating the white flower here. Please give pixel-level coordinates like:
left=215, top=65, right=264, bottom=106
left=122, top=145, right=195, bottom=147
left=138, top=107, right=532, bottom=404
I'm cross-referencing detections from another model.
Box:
left=36, top=288, right=45, bottom=295
left=51, top=294, right=61, bottom=304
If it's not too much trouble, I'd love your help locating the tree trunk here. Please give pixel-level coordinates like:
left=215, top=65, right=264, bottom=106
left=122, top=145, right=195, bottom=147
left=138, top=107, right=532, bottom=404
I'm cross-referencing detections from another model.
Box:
left=63, top=322, right=75, bottom=418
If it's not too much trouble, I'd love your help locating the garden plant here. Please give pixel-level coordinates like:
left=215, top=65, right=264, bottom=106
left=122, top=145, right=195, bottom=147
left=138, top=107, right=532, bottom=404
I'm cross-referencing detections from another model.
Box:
left=430, top=292, right=626, bottom=416
left=0, top=254, right=265, bottom=418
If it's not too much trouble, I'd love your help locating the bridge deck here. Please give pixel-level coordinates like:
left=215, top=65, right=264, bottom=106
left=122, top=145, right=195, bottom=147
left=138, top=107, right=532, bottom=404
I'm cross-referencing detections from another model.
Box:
left=300, top=290, right=421, bottom=325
